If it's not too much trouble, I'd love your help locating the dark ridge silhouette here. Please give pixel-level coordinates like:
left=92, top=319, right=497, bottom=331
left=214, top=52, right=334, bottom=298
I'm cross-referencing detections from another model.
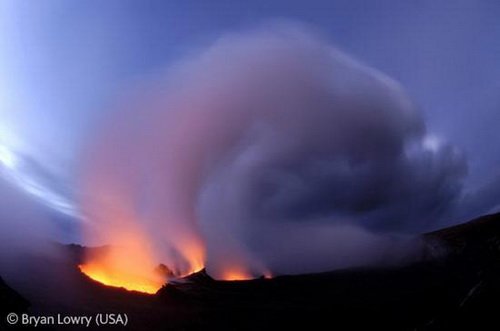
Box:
left=2, top=212, right=500, bottom=330
left=0, top=276, right=30, bottom=330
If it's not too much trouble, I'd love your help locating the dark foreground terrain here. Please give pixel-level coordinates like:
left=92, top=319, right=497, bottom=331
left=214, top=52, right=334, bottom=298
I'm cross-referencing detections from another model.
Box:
left=2, top=212, right=500, bottom=330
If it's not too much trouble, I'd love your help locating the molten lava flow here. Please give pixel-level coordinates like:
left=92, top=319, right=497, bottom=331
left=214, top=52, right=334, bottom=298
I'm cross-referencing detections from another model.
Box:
left=79, top=262, right=163, bottom=294
left=79, top=230, right=167, bottom=294
left=221, top=267, right=253, bottom=281
left=176, top=237, right=206, bottom=275
left=78, top=221, right=210, bottom=293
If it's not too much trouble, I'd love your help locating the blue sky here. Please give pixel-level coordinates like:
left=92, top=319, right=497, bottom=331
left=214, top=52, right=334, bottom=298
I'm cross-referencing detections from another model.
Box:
left=0, top=0, right=499, bottom=221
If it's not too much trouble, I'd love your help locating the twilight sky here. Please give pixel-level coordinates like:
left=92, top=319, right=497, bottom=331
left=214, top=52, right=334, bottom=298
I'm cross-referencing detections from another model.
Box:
left=0, top=0, right=499, bottom=232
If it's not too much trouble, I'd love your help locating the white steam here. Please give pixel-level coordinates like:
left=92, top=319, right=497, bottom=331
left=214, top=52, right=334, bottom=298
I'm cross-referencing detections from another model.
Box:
left=82, top=24, right=465, bottom=278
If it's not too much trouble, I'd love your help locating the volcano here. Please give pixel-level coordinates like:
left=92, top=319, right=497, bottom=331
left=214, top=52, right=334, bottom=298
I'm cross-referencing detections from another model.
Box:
left=2, top=212, right=500, bottom=330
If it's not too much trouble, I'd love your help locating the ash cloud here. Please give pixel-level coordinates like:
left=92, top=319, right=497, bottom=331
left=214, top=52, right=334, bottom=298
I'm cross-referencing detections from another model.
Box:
left=82, top=23, right=466, bottom=278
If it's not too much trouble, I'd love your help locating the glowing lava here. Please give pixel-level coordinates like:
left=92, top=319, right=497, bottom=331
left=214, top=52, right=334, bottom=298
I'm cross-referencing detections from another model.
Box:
left=78, top=228, right=168, bottom=294
left=78, top=225, right=208, bottom=294
left=78, top=229, right=268, bottom=289
left=79, top=262, right=163, bottom=294
left=221, top=268, right=253, bottom=281
left=174, top=236, right=206, bottom=274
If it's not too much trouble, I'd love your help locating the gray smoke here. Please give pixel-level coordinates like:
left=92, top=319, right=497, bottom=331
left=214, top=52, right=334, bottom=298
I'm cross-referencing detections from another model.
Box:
left=82, top=23, right=466, bottom=279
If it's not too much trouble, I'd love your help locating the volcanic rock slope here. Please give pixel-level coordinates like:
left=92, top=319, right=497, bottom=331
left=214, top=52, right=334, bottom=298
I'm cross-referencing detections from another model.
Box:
left=1, top=212, right=500, bottom=330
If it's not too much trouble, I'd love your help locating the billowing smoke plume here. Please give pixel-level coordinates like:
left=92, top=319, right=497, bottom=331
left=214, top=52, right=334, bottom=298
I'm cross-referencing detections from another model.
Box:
left=81, top=24, right=466, bottom=281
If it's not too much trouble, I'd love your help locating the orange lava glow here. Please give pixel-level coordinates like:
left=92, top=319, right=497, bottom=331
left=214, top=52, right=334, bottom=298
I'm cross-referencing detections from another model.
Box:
left=79, top=262, right=163, bottom=294
left=176, top=238, right=206, bottom=274
left=79, top=226, right=207, bottom=294
left=78, top=204, right=266, bottom=289
left=78, top=228, right=169, bottom=294
left=221, top=268, right=253, bottom=281
left=263, top=271, right=273, bottom=279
